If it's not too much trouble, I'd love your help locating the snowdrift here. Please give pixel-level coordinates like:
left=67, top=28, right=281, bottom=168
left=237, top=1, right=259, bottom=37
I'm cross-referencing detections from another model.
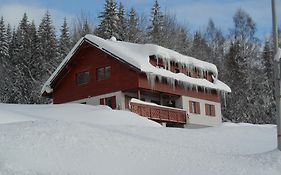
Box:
left=0, top=103, right=280, bottom=175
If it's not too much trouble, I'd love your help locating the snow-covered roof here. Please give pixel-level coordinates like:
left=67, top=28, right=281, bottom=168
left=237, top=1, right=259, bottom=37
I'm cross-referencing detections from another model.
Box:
left=41, top=34, right=231, bottom=95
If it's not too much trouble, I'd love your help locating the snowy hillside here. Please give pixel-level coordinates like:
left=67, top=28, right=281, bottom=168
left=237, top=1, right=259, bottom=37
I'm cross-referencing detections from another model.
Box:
left=0, top=103, right=280, bottom=175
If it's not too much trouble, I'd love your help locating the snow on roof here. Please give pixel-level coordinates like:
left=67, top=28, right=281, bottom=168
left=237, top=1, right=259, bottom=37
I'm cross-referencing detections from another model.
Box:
left=41, top=34, right=231, bottom=94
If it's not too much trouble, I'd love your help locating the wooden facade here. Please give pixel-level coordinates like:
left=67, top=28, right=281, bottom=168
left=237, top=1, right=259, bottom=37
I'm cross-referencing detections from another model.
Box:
left=42, top=38, right=224, bottom=126
left=50, top=41, right=139, bottom=104
left=47, top=40, right=220, bottom=104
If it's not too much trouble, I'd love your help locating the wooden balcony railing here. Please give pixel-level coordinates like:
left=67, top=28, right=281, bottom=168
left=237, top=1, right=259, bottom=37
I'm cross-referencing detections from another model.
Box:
left=130, top=101, right=187, bottom=124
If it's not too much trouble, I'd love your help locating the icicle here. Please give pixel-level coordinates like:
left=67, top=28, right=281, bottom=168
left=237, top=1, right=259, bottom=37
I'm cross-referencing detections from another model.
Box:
left=163, top=58, right=166, bottom=69
left=199, top=69, right=203, bottom=78
left=183, top=82, right=189, bottom=90
left=156, top=74, right=163, bottom=83
left=167, top=59, right=171, bottom=71
left=146, top=72, right=156, bottom=89
left=166, top=77, right=175, bottom=89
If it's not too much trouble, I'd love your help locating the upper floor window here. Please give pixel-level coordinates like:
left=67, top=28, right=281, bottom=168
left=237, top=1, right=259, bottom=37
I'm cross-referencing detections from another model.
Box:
left=189, top=101, right=200, bottom=114
left=76, top=71, right=90, bottom=85
left=97, top=66, right=111, bottom=81
left=205, top=104, right=216, bottom=116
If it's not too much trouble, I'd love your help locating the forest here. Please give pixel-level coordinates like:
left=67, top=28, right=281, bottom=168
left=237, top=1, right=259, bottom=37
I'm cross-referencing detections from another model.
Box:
left=0, top=0, right=280, bottom=124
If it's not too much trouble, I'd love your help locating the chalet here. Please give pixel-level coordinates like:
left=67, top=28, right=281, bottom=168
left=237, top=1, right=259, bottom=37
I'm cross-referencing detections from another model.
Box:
left=41, top=34, right=231, bottom=127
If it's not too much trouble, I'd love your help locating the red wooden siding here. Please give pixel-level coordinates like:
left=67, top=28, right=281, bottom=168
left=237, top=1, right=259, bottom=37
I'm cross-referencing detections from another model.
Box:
left=52, top=42, right=139, bottom=104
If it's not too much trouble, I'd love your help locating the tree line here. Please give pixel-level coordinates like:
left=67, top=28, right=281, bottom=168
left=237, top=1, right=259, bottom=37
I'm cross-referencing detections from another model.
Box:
left=0, top=0, right=280, bottom=124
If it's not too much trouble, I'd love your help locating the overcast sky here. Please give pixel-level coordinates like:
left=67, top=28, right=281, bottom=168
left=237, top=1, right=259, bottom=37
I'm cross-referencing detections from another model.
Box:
left=0, top=0, right=280, bottom=39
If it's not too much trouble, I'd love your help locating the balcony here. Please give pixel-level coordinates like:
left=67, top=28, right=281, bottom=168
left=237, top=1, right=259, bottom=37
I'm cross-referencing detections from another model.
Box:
left=130, top=99, right=187, bottom=124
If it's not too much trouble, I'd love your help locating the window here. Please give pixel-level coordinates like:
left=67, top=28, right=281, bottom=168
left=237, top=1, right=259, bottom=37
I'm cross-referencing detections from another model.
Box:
left=189, top=101, right=200, bottom=114
left=100, top=96, right=116, bottom=109
left=105, top=66, right=111, bottom=79
left=76, top=71, right=90, bottom=85
left=175, top=68, right=180, bottom=73
left=205, top=104, right=216, bottom=116
left=97, top=66, right=111, bottom=81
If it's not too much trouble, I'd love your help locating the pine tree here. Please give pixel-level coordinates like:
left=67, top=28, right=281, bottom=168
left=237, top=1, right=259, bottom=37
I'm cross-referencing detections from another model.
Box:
left=6, top=23, right=12, bottom=45
left=126, top=7, right=141, bottom=42
left=8, top=28, right=17, bottom=65
left=0, top=16, right=9, bottom=62
left=96, top=0, right=119, bottom=39
left=204, top=19, right=225, bottom=75
left=59, top=17, right=71, bottom=60
left=6, top=13, right=32, bottom=103
left=175, top=26, right=191, bottom=55
left=38, top=10, right=58, bottom=74
left=223, top=9, right=265, bottom=123
left=190, top=31, right=210, bottom=61
left=117, top=2, right=127, bottom=41
left=260, top=40, right=275, bottom=123
left=0, top=16, right=10, bottom=102
left=147, top=0, right=164, bottom=44
left=157, top=12, right=191, bottom=55
left=81, top=19, right=92, bottom=37
left=231, top=8, right=256, bottom=42
left=71, top=11, right=95, bottom=43
left=29, top=20, right=45, bottom=103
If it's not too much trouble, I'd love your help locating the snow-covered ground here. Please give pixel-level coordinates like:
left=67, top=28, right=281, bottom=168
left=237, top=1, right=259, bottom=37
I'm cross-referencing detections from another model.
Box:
left=0, top=103, right=280, bottom=175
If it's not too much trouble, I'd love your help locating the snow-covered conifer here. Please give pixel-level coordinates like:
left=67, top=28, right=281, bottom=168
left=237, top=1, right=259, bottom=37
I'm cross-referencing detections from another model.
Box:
left=204, top=19, right=225, bottom=72
left=223, top=9, right=266, bottom=123
left=0, top=16, right=9, bottom=62
left=0, top=16, right=10, bottom=102
left=59, top=18, right=71, bottom=60
left=147, top=0, right=164, bottom=44
left=190, top=31, right=210, bottom=62
left=71, top=12, right=94, bottom=43
left=117, top=2, right=127, bottom=41
left=96, top=0, right=119, bottom=39
left=126, top=7, right=141, bottom=42
left=38, top=10, right=58, bottom=73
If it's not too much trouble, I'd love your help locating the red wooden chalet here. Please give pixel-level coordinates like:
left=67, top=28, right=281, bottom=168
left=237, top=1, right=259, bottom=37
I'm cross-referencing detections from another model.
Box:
left=41, top=35, right=231, bottom=127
